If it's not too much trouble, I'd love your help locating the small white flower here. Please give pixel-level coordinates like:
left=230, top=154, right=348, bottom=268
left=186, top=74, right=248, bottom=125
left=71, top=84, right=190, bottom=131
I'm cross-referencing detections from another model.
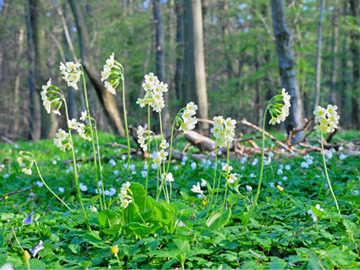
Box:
left=200, top=179, right=207, bottom=187
left=246, top=185, right=252, bottom=191
left=250, top=173, right=256, bottom=178
left=240, top=156, right=248, bottom=164
left=269, top=182, right=275, bottom=188
left=339, top=153, right=347, bottom=160
left=252, top=158, right=258, bottom=166
left=282, top=176, right=288, bottom=181
left=79, top=183, right=88, bottom=192
left=109, top=159, right=116, bottom=166
left=285, top=165, right=291, bottom=170
left=191, top=182, right=203, bottom=194
left=191, top=162, right=197, bottom=170
left=141, top=170, right=147, bottom=178
left=58, top=187, right=65, bottom=193
left=121, top=199, right=132, bottom=209
left=36, top=181, right=43, bottom=187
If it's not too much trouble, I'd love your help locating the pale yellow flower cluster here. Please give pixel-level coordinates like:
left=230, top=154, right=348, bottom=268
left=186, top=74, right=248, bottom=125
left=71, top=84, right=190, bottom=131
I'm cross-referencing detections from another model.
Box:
left=41, top=79, right=62, bottom=115
left=269, top=88, right=291, bottom=125
left=118, top=181, right=133, bottom=208
left=179, top=102, right=198, bottom=133
left=136, top=72, right=168, bottom=112
left=313, top=105, right=339, bottom=133
left=54, top=128, right=72, bottom=151
left=59, top=61, right=81, bottom=90
left=210, top=116, right=236, bottom=146
left=101, top=53, right=123, bottom=95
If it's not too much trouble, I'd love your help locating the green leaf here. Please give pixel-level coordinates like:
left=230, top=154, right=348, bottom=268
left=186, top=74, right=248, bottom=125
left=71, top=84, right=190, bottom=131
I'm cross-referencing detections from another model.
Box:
left=206, top=209, right=232, bottom=230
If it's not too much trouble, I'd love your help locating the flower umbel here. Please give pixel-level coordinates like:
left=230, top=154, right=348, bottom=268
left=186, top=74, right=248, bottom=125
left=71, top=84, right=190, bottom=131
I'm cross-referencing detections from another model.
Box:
left=268, top=88, right=291, bottom=125
left=101, top=53, right=124, bottom=95
left=313, top=104, right=339, bottom=133
left=59, top=61, right=81, bottom=90
left=210, top=116, right=236, bottom=146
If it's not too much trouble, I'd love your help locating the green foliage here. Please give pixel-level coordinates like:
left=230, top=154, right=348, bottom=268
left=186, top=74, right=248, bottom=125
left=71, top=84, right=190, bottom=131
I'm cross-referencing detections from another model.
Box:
left=1, top=132, right=360, bottom=268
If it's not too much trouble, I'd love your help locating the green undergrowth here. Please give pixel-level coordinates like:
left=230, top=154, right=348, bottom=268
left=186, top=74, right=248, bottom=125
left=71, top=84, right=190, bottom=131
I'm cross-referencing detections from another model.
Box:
left=0, top=131, right=359, bottom=269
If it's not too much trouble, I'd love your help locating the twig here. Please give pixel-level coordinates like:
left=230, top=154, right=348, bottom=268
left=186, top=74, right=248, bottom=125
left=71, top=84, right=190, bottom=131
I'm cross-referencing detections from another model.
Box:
left=0, top=185, right=38, bottom=201
left=239, top=118, right=297, bottom=153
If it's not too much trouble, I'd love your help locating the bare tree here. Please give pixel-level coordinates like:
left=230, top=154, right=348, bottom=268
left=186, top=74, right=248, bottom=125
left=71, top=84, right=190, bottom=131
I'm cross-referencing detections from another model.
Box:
left=349, top=0, right=360, bottom=128
left=153, top=0, right=170, bottom=130
left=270, top=0, right=304, bottom=140
left=314, top=0, right=326, bottom=110
left=329, top=0, right=339, bottom=106
left=190, top=0, right=209, bottom=130
left=68, top=0, right=125, bottom=136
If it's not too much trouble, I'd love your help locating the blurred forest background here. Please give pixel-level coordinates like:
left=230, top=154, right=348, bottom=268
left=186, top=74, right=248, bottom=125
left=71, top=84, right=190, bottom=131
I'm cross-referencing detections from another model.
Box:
left=0, top=0, right=359, bottom=141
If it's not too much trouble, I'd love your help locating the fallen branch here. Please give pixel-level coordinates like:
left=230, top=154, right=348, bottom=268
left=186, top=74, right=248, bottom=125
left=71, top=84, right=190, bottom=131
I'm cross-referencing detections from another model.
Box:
left=105, top=142, right=137, bottom=153
left=239, top=118, right=297, bottom=153
left=0, top=185, right=38, bottom=201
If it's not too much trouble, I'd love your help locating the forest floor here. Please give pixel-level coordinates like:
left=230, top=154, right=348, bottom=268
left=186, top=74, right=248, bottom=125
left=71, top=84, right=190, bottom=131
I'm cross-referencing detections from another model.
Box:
left=0, top=131, right=359, bottom=269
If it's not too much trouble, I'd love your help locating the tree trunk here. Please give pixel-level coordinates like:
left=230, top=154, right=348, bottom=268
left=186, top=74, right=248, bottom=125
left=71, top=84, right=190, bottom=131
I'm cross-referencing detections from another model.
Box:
left=174, top=1, right=184, bottom=101
left=270, top=0, right=304, bottom=140
left=152, top=0, right=170, bottom=131
left=68, top=0, right=125, bottom=136
left=329, top=0, right=339, bottom=106
left=340, top=2, right=349, bottom=126
left=314, top=0, right=326, bottom=110
left=349, top=0, right=360, bottom=128
left=191, top=0, right=209, bottom=131
left=13, top=28, right=24, bottom=137
left=183, top=0, right=196, bottom=104
left=30, top=0, right=58, bottom=139
left=26, top=0, right=41, bottom=141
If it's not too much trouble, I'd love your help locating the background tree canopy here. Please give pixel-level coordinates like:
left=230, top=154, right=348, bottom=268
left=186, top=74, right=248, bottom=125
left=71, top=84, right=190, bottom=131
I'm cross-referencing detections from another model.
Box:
left=0, top=0, right=359, bottom=140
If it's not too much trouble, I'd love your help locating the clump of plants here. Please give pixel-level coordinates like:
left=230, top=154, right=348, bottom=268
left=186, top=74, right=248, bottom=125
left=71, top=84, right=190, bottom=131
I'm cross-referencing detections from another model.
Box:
left=2, top=54, right=358, bottom=269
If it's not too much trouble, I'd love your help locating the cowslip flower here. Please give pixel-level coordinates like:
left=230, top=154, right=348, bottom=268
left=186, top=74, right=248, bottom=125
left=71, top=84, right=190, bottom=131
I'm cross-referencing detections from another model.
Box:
left=268, top=88, right=291, bottom=125
left=59, top=61, right=81, bottom=90
left=161, top=172, right=174, bottom=183
left=111, top=245, right=119, bottom=256
left=101, top=53, right=124, bottom=95
left=17, top=152, right=34, bottom=175
left=24, top=250, right=31, bottom=262
left=137, top=72, right=168, bottom=112
left=179, top=102, right=198, bottom=133
left=313, top=104, right=339, bottom=133
left=227, top=173, right=238, bottom=184
left=54, top=129, right=72, bottom=151
left=137, top=126, right=155, bottom=152
left=210, top=116, right=236, bottom=146
left=119, top=182, right=133, bottom=208
left=222, top=164, right=233, bottom=173
left=40, top=79, right=63, bottom=115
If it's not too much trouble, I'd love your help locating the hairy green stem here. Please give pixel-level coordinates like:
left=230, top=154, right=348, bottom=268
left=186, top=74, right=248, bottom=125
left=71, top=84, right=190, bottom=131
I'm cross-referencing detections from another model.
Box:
left=253, top=106, right=269, bottom=207
left=221, top=143, right=230, bottom=212
left=321, top=133, right=340, bottom=215
left=95, top=126, right=106, bottom=209
left=206, top=144, right=218, bottom=217
left=81, top=69, right=104, bottom=210
left=64, top=100, right=90, bottom=231
left=121, top=76, right=131, bottom=182
left=33, top=160, right=73, bottom=212
left=144, top=105, right=151, bottom=209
